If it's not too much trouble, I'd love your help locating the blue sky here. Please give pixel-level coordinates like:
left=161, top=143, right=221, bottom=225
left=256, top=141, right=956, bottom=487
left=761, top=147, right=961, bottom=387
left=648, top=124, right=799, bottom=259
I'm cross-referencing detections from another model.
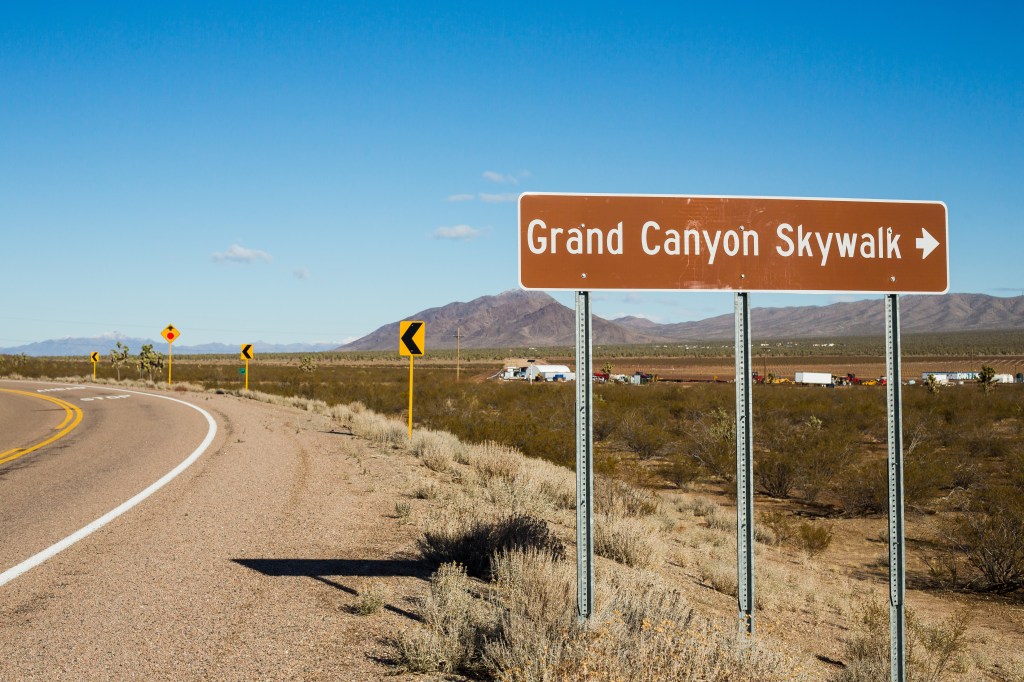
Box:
left=2, top=2, right=1022, bottom=346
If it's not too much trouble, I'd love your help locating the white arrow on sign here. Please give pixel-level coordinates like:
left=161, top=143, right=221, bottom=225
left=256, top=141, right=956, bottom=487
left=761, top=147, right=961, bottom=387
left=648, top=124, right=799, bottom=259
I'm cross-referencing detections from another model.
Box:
left=916, top=228, right=940, bottom=259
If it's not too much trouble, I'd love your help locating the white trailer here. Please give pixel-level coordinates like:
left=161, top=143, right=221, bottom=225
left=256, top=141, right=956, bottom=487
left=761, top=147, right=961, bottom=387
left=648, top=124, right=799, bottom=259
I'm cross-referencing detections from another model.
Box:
left=795, top=371, right=833, bottom=385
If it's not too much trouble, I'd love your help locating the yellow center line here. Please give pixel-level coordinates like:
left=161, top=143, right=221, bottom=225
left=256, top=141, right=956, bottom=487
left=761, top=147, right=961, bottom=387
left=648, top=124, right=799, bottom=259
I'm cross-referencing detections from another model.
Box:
left=0, top=389, right=84, bottom=466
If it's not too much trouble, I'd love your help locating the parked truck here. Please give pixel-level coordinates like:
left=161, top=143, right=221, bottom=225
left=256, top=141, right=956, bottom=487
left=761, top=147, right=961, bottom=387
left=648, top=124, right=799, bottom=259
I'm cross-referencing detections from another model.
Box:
left=795, top=371, right=833, bottom=386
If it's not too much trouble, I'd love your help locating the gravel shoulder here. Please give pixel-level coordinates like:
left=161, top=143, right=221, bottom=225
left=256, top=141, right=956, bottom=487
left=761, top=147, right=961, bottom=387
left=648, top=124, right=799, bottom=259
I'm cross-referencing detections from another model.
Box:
left=1, top=389, right=440, bottom=681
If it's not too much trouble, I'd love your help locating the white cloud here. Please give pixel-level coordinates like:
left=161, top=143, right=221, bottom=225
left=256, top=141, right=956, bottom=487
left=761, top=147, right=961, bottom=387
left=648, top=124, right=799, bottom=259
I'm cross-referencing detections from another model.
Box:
left=433, top=224, right=482, bottom=240
left=293, top=268, right=310, bottom=280
left=212, top=244, right=272, bottom=264
left=447, top=193, right=475, bottom=202
left=479, top=192, right=517, bottom=203
left=484, top=170, right=528, bottom=185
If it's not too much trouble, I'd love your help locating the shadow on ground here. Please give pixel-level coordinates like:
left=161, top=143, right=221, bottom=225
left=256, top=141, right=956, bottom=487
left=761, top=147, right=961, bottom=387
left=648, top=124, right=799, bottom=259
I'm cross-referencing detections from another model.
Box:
left=232, top=558, right=430, bottom=621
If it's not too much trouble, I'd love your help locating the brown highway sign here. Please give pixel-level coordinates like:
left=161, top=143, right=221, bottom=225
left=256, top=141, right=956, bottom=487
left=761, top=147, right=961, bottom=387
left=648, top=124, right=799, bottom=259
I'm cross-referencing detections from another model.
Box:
left=518, top=193, right=948, bottom=293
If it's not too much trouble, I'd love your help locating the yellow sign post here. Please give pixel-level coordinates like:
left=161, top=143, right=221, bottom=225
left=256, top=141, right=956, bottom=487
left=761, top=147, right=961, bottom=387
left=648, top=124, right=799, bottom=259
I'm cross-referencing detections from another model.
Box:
left=399, top=320, right=425, bottom=438
left=240, top=344, right=254, bottom=391
left=90, top=351, right=99, bottom=381
left=161, top=324, right=180, bottom=385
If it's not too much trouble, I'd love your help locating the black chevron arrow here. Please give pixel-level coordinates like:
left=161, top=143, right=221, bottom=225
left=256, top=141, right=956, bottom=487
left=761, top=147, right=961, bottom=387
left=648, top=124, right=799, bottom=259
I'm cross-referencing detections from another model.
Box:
left=401, top=322, right=423, bottom=355
left=241, top=344, right=253, bottom=359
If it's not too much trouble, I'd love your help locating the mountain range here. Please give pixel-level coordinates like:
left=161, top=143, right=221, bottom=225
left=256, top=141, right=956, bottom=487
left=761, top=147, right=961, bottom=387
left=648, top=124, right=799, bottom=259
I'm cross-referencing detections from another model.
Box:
left=5, top=292, right=1022, bottom=357
left=338, top=291, right=1024, bottom=350
left=0, top=336, right=338, bottom=358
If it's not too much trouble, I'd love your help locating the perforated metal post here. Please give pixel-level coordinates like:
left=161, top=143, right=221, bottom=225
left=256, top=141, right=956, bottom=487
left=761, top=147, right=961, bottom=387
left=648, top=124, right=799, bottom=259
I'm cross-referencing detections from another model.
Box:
left=735, top=292, right=755, bottom=643
left=575, top=290, right=594, bottom=621
left=885, top=294, right=906, bottom=682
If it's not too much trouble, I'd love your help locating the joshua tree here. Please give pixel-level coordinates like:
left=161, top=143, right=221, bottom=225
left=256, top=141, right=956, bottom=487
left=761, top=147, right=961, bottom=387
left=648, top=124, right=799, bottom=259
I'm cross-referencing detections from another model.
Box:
left=109, top=341, right=131, bottom=381
left=978, top=365, right=997, bottom=393
left=136, top=344, right=165, bottom=382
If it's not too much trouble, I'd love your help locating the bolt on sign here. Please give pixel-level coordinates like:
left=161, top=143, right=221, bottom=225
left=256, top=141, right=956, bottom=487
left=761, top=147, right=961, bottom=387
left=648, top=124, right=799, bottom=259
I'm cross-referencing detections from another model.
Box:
left=519, top=193, right=948, bottom=294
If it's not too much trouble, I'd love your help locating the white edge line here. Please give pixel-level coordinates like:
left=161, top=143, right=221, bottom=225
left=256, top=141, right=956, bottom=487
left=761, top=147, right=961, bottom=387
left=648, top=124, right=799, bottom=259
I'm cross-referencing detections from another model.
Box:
left=0, top=384, right=218, bottom=587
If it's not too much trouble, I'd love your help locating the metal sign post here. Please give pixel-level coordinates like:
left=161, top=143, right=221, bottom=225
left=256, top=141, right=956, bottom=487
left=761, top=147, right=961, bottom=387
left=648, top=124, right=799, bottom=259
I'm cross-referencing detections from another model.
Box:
left=885, top=294, right=907, bottom=682
left=734, top=292, right=755, bottom=643
left=399, top=321, right=426, bottom=439
left=575, top=290, right=594, bottom=622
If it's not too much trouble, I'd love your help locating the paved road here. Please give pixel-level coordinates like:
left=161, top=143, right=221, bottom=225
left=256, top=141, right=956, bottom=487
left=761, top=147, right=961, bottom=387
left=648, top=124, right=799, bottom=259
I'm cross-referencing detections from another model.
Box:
left=0, top=379, right=216, bottom=581
left=0, top=380, right=428, bottom=680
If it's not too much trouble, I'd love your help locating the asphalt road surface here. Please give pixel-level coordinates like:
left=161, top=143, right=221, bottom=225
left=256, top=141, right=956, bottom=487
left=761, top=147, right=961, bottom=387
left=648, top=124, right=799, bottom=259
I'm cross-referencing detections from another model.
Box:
left=0, top=379, right=215, bottom=579
left=0, top=379, right=429, bottom=680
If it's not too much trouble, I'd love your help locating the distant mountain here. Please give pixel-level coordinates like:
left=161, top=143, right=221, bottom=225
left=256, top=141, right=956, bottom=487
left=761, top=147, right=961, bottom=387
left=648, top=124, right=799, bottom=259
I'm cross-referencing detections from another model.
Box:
left=0, top=336, right=338, bottom=357
left=338, top=290, right=664, bottom=350
left=646, top=293, right=1024, bottom=340
left=340, top=291, right=1024, bottom=350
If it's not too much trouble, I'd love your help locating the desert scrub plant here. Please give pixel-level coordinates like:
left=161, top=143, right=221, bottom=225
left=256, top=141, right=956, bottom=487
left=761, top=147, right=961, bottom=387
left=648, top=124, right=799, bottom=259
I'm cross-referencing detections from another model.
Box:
left=619, top=409, right=668, bottom=459
left=683, top=407, right=735, bottom=481
left=410, top=428, right=466, bottom=464
left=595, top=476, right=660, bottom=517
left=394, top=500, right=412, bottom=520
left=833, top=602, right=974, bottom=682
left=472, top=440, right=524, bottom=483
left=482, top=549, right=579, bottom=679
left=351, top=411, right=407, bottom=447
left=418, top=511, right=565, bottom=579
left=480, top=550, right=806, bottom=681
left=352, top=578, right=387, bottom=615
left=943, top=486, right=1024, bottom=591
left=391, top=563, right=494, bottom=675
left=548, top=573, right=808, bottom=681
left=594, top=514, right=664, bottom=569
left=760, top=509, right=796, bottom=546
left=797, top=521, right=834, bottom=558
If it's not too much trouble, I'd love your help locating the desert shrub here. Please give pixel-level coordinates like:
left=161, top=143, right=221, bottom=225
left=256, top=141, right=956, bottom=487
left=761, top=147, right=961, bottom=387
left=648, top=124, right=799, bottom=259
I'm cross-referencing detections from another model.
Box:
left=833, top=602, right=973, bottom=682
left=594, top=476, right=659, bottom=517
left=903, top=445, right=950, bottom=508
left=619, top=410, right=668, bottom=459
left=473, top=441, right=523, bottom=483
left=944, top=486, right=1024, bottom=591
left=391, top=563, right=494, bottom=674
left=662, top=453, right=701, bottom=489
left=696, top=560, right=738, bottom=597
left=757, top=414, right=849, bottom=502
left=594, top=514, right=664, bottom=568
left=352, top=578, right=387, bottom=615
left=549, top=573, right=806, bottom=681
left=906, top=608, right=972, bottom=682
left=797, top=521, right=834, bottom=558
left=760, top=509, right=796, bottom=546
left=833, top=459, right=889, bottom=516
left=418, top=512, right=565, bottom=579
left=686, top=497, right=720, bottom=519
left=482, top=549, right=578, bottom=678
left=412, top=481, right=439, bottom=499
left=422, top=549, right=809, bottom=682
left=683, top=407, right=735, bottom=481
left=832, top=601, right=889, bottom=682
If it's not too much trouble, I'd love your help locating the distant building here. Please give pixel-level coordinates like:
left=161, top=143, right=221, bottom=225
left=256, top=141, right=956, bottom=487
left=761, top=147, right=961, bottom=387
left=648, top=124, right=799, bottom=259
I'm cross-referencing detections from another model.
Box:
left=921, top=371, right=979, bottom=384
left=524, top=364, right=575, bottom=382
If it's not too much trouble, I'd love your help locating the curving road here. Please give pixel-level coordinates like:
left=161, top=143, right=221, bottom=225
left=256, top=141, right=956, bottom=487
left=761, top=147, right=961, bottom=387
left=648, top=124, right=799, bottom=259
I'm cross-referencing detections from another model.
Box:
left=0, top=379, right=217, bottom=583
